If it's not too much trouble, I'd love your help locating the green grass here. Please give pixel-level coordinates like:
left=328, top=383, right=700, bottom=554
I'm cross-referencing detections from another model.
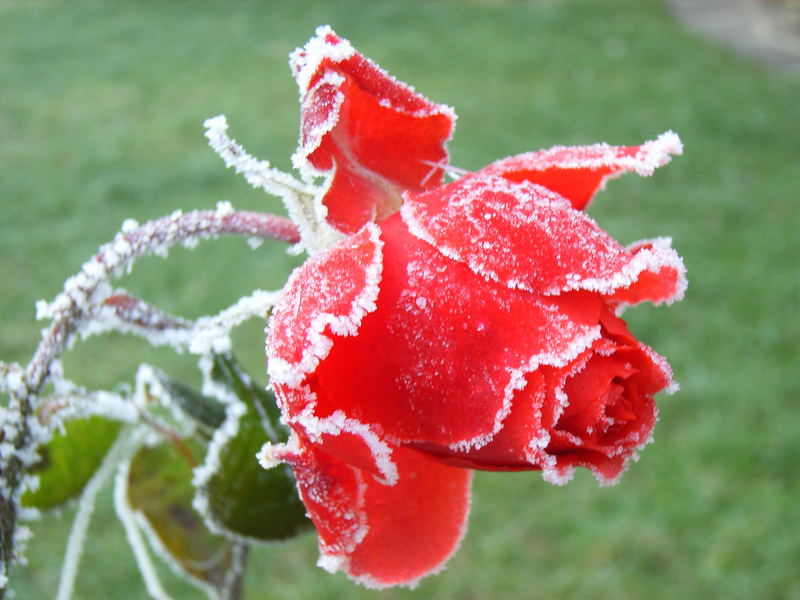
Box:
left=2, top=0, right=799, bottom=598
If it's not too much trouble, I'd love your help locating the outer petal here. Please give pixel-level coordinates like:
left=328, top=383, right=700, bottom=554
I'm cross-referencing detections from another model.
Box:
left=309, top=215, right=602, bottom=451
left=401, top=173, right=686, bottom=305
left=260, top=438, right=472, bottom=589
left=480, top=131, right=682, bottom=210
left=291, top=26, right=455, bottom=234
left=267, top=222, right=383, bottom=389
left=268, top=223, right=398, bottom=482
left=409, top=369, right=550, bottom=472
left=278, top=384, right=399, bottom=485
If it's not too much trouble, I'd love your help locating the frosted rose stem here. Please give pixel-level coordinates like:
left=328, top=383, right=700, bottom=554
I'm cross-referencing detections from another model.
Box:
left=30, top=206, right=298, bottom=396
left=0, top=207, right=298, bottom=598
left=89, top=288, right=282, bottom=355
left=204, top=115, right=343, bottom=255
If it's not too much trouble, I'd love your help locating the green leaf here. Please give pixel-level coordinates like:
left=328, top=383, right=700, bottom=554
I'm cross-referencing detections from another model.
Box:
left=199, top=353, right=310, bottom=542
left=211, top=353, right=282, bottom=432
left=202, top=418, right=310, bottom=542
left=127, top=439, right=232, bottom=593
left=153, top=370, right=226, bottom=430
left=23, top=415, right=122, bottom=510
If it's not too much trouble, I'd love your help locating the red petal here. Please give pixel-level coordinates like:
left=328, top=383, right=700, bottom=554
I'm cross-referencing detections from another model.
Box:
left=427, top=309, right=673, bottom=483
left=557, top=353, right=635, bottom=433
left=599, top=307, right=676, bottom=396
left=480, top=131, right=682, bottom=210
left=603, top=239, right=687, bottom=308
left=260, top=436, right=367, bottom=558
left=262, top=438, right=472, bottom=588
left=542, top=336, right=665, bottom=485
left=412, top=369, right=550, bottom=471
left=401, top=173, right=686, bottom=304
left=291, top=26, right=455, bottom=234
left=267, top=223, right=383, bottom=388
left=309, top=216, right=602, bottom=451
left=276, top=384, right=399, bottom=485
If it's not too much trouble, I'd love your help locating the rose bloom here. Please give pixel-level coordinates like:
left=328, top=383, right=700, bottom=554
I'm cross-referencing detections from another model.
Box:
left=260, top=27, right=686, bottom=588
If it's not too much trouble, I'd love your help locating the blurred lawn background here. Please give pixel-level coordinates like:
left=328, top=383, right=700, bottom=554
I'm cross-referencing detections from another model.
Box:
left=1, top=1, right=798, bottom=599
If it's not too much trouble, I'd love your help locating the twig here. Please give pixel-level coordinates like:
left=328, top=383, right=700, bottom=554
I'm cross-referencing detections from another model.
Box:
left=0, top=207, right=298, bottom=597
left=86, top=288, right=281, bottom=355
left=204, top=115, right=342, bottom=255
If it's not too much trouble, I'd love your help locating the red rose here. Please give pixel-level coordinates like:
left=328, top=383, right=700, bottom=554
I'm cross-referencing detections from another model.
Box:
left=260, top=27, right=686, bottom=588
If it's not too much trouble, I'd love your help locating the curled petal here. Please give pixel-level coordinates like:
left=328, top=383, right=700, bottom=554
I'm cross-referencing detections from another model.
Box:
left=401, top=174, right=686, bottom=304
left=291, top=25, right=455, bottom=234
left=261, top=438, right=472, bottom=588
left=480, top=131, right=682, bottom=210
left=277, top=384, right=399, bottom=485
left=260, top=436, right=367, bottom=557
left=604, top=238, right=687, bottom=308
left=268, top=223, right=383, bottom=388
left=410, top=369, right=550, bottom=472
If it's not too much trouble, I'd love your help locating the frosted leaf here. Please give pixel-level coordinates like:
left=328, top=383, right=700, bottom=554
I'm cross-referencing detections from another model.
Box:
left=55, top=427, right=138, bottom=600
left=126, top=439, right=235, bottom=597
left=190, top=381, right=247, bottom=539
left=114, top=451, right=173, bottom=600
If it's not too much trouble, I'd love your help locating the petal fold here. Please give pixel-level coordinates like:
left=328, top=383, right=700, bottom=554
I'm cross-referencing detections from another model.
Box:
left=603, top=238, right=687, bottom=308
left=308, top=216, right=602, bottom=451
left=291, top=25, right=455, bottom=234
left=480, top=131, right=682, bottom=210
left=277, top=384, right=399, bottom=485
left=401, top=173, right=685, bottom=305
